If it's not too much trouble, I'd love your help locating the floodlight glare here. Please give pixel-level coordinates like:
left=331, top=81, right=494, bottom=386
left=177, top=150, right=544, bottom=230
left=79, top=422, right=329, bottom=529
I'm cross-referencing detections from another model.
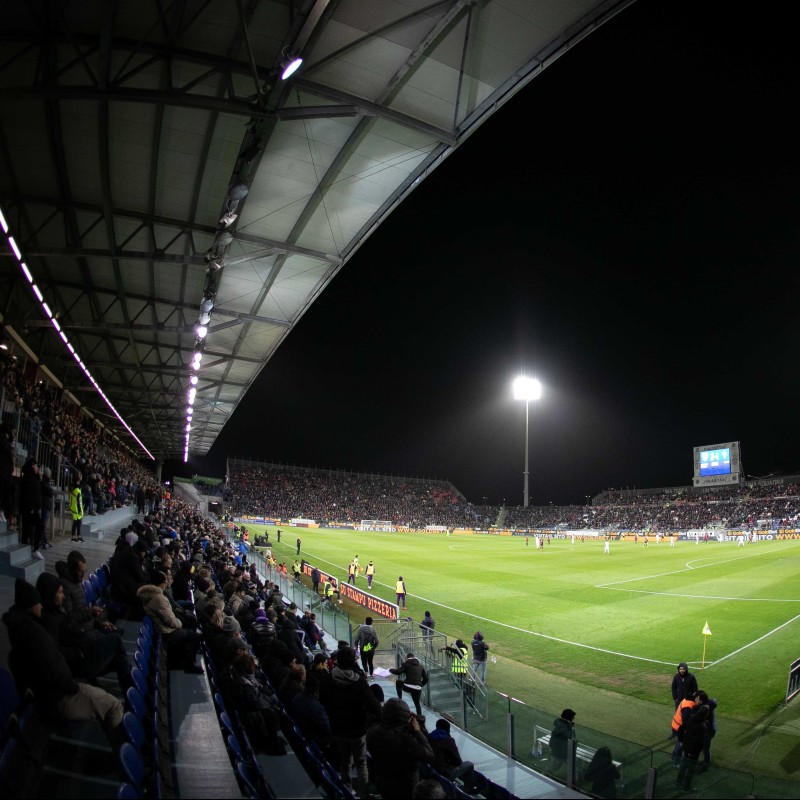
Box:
left=190, top=375, right=198, bottom=386
left=513, top=376, right=542, bottom=401
left=196, top=324, right=208, bottom=339
left=281, top=56, right=303, bottom=80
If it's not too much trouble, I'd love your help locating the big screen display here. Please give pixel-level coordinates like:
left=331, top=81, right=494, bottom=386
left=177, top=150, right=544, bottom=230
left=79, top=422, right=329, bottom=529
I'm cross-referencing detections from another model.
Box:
left=693, top=441, right=741, bottom=487
left=699, top=448, right=731, bottom=476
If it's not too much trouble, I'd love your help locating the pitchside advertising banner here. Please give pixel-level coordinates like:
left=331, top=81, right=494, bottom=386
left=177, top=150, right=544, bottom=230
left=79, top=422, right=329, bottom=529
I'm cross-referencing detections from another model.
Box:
left=302, top=562, right=400, bottom=620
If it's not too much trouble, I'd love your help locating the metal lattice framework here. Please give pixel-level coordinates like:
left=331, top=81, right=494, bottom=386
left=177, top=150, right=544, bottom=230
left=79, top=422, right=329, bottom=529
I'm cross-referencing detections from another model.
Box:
left=0, top=0, right=634, bottom=461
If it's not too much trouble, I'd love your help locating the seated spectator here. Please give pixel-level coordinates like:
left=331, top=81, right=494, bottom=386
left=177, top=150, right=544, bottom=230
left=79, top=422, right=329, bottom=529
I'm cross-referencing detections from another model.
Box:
left=366, top=698, right=434, bottom=800
left=36, top=572, right=132, bottom=692
left=211, top=614, right=249, bottom=669
left=137, top=571, right=202, bottom=674
left=288, top=672, right=332, bottom=750
left=3, top=579, right=125, bottom=751
left=278, top=662, right=306, bottom=706
left=110, top=539, right=149, bottom=619
left=219, top=650, right=286, bottom=755
left=428, top=718, right=478, bottom=793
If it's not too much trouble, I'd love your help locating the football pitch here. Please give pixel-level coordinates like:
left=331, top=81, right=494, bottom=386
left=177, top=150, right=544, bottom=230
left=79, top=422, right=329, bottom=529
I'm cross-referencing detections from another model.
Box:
left=252, top=525, right=800, bottom=726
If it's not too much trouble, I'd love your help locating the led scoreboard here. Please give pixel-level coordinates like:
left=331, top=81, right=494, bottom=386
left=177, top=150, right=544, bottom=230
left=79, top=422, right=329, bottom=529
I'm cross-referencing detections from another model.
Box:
left=692, top=441, right=741, bottom=487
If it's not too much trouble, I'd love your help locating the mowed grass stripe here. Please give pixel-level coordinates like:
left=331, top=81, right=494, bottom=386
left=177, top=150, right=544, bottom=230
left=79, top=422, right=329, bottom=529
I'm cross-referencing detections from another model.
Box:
left=250, top=525, right=800, bottom=719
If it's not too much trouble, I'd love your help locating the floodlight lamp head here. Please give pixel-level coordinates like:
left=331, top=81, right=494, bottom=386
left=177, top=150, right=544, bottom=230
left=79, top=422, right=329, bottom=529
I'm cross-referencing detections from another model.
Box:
left=220, top=211, right=238, bottom=227
left=281, top=56, right=303, bottom=80
left=513, top=376, right=542, bottom=401
left=228, top=183, right=249, bottom=202
left=196, top=324, right=208, bottom=339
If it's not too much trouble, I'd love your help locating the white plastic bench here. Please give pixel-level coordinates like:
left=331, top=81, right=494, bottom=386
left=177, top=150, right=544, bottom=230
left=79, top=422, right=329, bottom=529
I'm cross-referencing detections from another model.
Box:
left=533, top=725, right=623, bottom=779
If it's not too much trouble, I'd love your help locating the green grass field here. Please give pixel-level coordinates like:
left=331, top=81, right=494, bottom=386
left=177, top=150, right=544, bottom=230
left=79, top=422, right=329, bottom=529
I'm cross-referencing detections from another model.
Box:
left=248, top=524, right=800, bottom=778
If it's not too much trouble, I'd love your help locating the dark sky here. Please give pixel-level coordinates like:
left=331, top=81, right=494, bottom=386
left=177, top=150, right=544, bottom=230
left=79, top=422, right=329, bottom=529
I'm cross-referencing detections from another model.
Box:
left=178, top=0, right=800, bottom=506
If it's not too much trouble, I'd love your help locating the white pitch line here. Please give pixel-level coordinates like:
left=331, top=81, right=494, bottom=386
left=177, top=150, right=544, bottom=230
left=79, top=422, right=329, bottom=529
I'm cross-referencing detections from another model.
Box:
left=703, top=612, right=800, bottom=669
left=601, top=588, right=800, bottom=603
left=411, top=593, right=679, bottom=667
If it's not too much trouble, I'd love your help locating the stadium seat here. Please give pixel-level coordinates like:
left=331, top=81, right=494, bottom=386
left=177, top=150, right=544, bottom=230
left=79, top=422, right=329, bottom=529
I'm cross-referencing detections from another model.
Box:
left=235, top=759, right=260, bottom=799
left=115, top=782, right=142, bottom=800
left=0, top=667, right=21, bottom=730
left=82, top=579, right=95, bottom=606
left=119, top=742, right=146, bottom=795
left=125, top=687, right=147, bottom=722
left=122, top=711, right=145, bottom=749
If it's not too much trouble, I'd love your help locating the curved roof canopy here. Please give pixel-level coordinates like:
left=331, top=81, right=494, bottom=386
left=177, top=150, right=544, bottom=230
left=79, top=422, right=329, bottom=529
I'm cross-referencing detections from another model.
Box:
left=0, top=0, right=634, bottom=461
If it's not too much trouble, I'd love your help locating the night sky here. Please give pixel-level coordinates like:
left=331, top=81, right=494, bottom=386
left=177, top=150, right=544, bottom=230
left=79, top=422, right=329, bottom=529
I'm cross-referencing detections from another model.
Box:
left=178, top=1, right=800, bottom=506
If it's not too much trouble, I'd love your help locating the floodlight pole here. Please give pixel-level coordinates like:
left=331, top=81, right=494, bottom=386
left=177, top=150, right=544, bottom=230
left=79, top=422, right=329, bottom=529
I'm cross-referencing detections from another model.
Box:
left=523, top=399, right=530, bottom=508
left=513, top=376, right=541, bottom=509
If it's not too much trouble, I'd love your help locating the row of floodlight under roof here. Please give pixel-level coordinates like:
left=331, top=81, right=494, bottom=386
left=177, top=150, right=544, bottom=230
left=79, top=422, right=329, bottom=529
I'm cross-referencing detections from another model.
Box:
left=183, top=56, right=303, bottom=461
left=185, top=180, right=250, bottom=461
left=0, top=205, right=155, bottom=461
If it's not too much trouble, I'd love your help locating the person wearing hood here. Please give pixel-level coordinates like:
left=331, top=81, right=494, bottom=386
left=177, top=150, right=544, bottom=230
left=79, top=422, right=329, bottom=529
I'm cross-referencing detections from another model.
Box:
left=319, top=645, right=380, bottom=797
left=471, top=631, right=489, bottom=684
left=36, top=572, right=132, bottom=693
left=366, top=697, right=434, bottom=800
left=2, top=578, right=125, bottom=750
left=549, top=708, right=577, bottom=777
left=428, top=718, right=478, bottom=794
left=390, top=651, right=428, bottom=716
left=137, top=570, right=202, bottom=674
left=672, top=661, right=699, bottom=710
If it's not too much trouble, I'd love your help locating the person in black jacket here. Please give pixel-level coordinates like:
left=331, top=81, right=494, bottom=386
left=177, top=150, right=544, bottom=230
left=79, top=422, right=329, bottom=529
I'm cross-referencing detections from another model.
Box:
left=671, top=662, right=699, bottom=710
left=35, top=572, right=132, bottom=692
left=675, top=704, right=709, bottom=792
left=582, top=745, right=620, bottom=799
left=390, top=652, right=428, bottom=716
left=319, top=646, right=381, bottom=796
left=549, top=709, right=576, bottom=777
left=428, top=718, right=478, bottom=793
left=2, top=579, right=125, bottom=749
left=366, top=698, right=434, bottom=800
left=19, top=458, right=42, bottom=554
left=110, top=539, right=149, bottom=618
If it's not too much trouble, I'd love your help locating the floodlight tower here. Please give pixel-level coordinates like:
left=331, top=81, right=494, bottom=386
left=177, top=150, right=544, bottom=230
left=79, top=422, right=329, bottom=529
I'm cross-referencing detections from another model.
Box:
left=513, top=376, right=542, bottom=508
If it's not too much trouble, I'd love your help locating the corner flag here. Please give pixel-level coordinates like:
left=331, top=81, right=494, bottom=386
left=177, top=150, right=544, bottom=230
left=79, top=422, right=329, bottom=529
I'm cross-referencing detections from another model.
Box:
left=702, top=622, right=712, bottom=636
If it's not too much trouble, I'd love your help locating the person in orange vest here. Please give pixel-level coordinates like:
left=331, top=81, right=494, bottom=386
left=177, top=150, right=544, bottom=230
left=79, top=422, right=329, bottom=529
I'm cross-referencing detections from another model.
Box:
left=671, top=691, right=698, bottom=766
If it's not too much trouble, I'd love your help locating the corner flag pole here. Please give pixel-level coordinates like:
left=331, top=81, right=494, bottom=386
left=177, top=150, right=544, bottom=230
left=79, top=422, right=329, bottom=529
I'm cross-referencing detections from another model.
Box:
left=701, top=622, right=712, bottom=670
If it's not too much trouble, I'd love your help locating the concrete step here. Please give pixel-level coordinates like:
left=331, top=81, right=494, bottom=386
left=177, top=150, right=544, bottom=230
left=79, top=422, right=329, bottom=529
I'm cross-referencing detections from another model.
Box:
left=9, top=555, right=46, bottom=582
left=0, top=542, right=38, bottom=567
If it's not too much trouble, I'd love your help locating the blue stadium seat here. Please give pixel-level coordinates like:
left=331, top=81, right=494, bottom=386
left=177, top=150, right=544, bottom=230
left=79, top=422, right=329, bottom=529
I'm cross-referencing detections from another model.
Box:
left=0, top=667, right=21, bottom=730
left=126, top=686, right=147, bottom=721
left=122, top=711, right=145, bottom=751
left=119, top=742, right=146, bottom=795
left=115, top=782, right=141, bottom=800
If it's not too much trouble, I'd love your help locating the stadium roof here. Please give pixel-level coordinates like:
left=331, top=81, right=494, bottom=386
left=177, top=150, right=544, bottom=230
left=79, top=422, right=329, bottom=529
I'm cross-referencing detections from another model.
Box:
left=0, top=0, right=634, bottom=462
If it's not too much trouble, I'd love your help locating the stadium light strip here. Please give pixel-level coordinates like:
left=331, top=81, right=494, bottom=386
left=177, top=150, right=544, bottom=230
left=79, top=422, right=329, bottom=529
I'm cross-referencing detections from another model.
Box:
left=1, top=205, right=155, bottom=461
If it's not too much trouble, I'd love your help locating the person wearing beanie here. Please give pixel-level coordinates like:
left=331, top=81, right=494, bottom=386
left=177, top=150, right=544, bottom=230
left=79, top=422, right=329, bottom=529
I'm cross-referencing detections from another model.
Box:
left=549, top=708, right=577, bottom=777
left=366, top=698, right=434, bottom=800
left=2, top=579, right=125, bottom=751
left=138, top=571, right=202, bottom=674
left=428, top=718, right=478, bottom=794
left=211, top=612, right=248, bottom=669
